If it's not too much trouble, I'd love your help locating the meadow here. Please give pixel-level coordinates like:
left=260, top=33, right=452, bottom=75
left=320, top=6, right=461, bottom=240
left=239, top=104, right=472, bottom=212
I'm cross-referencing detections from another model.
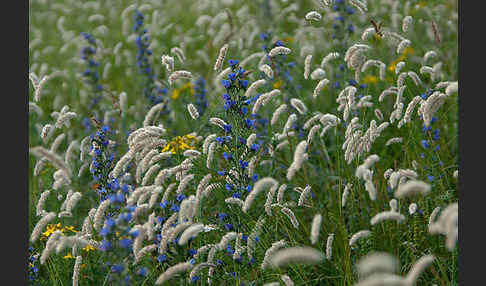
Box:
left=28, top=0, right=458, bottom=285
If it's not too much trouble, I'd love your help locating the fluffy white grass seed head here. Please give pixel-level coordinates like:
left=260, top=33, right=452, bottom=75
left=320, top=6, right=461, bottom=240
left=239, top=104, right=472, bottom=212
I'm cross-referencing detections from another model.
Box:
left=155, top=261, right=194, bottom=284
left=405, top=255, right=435, bottom=285
left=326, top=233, right=334, bottom=259
left=394, top=180, right=431, bottom=198
left=356, top=252, right=400, bottom=277
left=178, top=223, right=205, bottom=245
left=242, top=177, right=278, bottom=213
left=31, top=212, right=56, bottom=243
left=187, top=104, right=199, bottom=119
left=261, top=240, right=287, bottom=270
left=304, top=54, right=312, bottom=79
left=402, top=16, right=413, bottom=33
left=310, top=214, right=322, bottom=245
left=259, top=64, right=274, bottom=78
left=281, top=207, right=299, bottom=229
left=271, top=104, right=288, bottom=126
left=269, top=46, right=291, bottom=57
left=349, top=230, right=371, bottom=246
left=168, top=70, right=192, bottom=85
left=305, top=11, right=322, bottom=21
left=370, top=211, right=405, bottom=226
left=269, top=247, right=324, bottom=268
left=72, top=255, right=82, bottom=286
left=290, top=98, right=308, bottom=114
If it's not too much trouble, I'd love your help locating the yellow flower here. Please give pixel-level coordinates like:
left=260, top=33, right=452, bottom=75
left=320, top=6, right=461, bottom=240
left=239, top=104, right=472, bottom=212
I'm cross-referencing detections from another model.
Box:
left=63, top=252, right=74, bottom=259
left=171, top=89, right=181, bottom=100
left=171, top=82, right=194, bottom=100
left=273, top=80, right=283, bottom=89
left=64, top=226, right=78, bottom=233
left=82, top=245, right=95, bottom=252
left=42, top=223, right=65, bottom=240
left=388, top=47, right=414, bottom=73
left=182, top=82, right=194, bottom=95
left=161, top=135, right=197, bottom=154
left=363, top=75, right=378, bottom=84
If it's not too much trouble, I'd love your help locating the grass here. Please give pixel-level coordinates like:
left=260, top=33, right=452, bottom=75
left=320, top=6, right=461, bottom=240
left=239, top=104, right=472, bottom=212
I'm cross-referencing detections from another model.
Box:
left=29, top=0, right=458, bottom=285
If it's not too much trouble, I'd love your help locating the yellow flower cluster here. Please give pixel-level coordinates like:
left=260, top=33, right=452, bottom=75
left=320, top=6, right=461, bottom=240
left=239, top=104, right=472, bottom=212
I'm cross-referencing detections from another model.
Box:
left=42, top=223, right=77, bottom=240
left=171, top=82, right=194, bottom=100
left=273, top=80, right=283, bottom=89
left=388, top=47, right=415, bottom=73
left=363, top=75, right=378, bottom=84
left=161, top=134, right=197, bottom=154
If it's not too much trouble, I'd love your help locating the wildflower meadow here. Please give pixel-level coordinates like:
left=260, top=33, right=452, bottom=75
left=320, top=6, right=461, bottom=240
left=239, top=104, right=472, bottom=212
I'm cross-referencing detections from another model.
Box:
left=28, top=0, right=458, bottom=285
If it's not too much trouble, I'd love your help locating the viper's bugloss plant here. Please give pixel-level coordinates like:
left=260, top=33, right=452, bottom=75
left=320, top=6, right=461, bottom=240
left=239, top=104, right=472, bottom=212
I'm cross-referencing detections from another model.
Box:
left=80, top=32, right=104, bottom=110
left=133, top=10, right=168, bottom=107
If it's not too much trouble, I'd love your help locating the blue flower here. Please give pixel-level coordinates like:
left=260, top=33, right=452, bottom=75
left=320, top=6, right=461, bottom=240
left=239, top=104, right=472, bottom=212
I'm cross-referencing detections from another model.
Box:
left=229, top=59, right=239, bottom=66
left=188, top=249, right=197, bottom=257
left=157, top=255, right=167, bottom=263
left=121, top=212, right=133, bottom=222
left=176, top=194, right=186, bottom=202
left=100, top=240, right=111, bottom=251
left=121, top=184, right=130, bottom=193
left=225, top=223, right=234, bottom=231
left=221, top=80, right=231, bottom=89
left=137, top=267, right=148, bottom=277
left=160, top=200, right=169, bottom=209
left=224, top=124, right=232, bottom=133
left=428, top=175, right=435, bottom=182
left=100, top=226, right=111, bottom=237
left=228, top=73, right=237, bottom=81
left=226, top=244, right=235, bottom=255
left=129, top=229, right=140, bottom=237
left=238, top=136, right=247, bottom=145
left=217, top=169, right=227, bottom=176
left=225, top=184, right=234, bottom=191
left=157, top=216, right=166, bottom=224
left=250, top=143, right=260, bottom=152
left=119, top=238, right=133, bottom=249
left=216, top=136, right=225, bottom=144
left=244, top=118, right=256, bottom=128
left=111, top=264, right=124, bottom=273
left=224, top=152, right=233, bottom=161
left=421, top=140, right=430, bottom=148
left=191, top=276, right=201, bottom=283
left=239, top=160, right=249, bottom=169
left=251, top=174, right=258, bottom=182
left=241, top=106, right=249, bottom=115
left=232, top=192, right=241, bottom=199
left=170, top=204, right=180, bottom=212
left=239, top=79, right=249, bottom=88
